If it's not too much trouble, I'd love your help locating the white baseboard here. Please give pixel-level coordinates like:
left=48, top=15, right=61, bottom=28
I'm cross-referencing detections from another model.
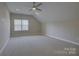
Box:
left=0, top=39, right=9, bottom=55
left=46, top=34, right=79, bottom=46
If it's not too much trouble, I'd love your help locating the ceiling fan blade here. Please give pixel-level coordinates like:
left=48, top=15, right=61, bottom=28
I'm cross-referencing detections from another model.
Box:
left=36, top=3, right=42, bottom=7
left=36, top=8, right=42, bottom=11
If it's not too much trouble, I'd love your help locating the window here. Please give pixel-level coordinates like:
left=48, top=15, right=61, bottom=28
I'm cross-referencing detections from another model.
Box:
left=14, top=19, right=29, bottom=31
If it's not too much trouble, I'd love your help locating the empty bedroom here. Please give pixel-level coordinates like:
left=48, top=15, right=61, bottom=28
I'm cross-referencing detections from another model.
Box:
left=0, top=2, right=79, bottom=56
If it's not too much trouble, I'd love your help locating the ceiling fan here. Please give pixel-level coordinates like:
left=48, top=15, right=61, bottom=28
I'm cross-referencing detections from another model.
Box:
left=29, top=2, right=42, bottom=12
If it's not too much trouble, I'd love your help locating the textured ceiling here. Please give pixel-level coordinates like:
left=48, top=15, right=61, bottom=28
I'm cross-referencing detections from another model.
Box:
left=6, top=2, right=79, bottom=22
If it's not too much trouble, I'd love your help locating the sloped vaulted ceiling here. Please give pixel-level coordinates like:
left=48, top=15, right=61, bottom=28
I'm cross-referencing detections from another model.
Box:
left=6, top=2, right=79, bottom=22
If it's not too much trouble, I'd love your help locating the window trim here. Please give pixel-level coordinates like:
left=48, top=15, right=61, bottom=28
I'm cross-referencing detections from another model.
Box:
left=14, top=19, right=29, bottom=31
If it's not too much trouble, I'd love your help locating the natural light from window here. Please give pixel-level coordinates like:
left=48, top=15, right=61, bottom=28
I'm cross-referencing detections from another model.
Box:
left=14, top=19, right=29, bottom=31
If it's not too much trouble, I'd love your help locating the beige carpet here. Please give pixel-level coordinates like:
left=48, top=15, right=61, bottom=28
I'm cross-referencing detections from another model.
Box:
left=1, top=35, right=79, bottom=56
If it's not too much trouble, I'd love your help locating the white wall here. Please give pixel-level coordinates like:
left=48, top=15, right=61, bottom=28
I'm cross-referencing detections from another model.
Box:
left=43, top=20, right=79, bottom=43
left=0, top=3, right=10, bottom=53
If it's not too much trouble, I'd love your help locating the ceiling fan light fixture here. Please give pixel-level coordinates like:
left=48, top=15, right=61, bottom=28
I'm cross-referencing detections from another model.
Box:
left=29, top=2, right=42, bottom=15
left=32, top=7, right=36, bottom=10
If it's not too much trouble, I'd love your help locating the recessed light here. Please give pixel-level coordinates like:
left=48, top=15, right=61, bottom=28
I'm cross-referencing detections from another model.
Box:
left=16, top=9, right=20, bottom=11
